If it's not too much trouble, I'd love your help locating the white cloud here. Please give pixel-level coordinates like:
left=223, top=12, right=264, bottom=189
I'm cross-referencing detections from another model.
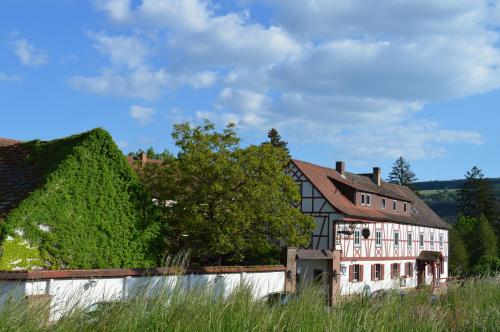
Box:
left=129, top=105, right=155, bottom=124
left=94, top=0, right=131, bottom=22
left=11, top=37, right=49, bottom=66
left=87, top=0, right=497, bottom=160
left=0, top=73, right=20, bottom=82
left=70, top=66, right=170, bottom=100
left=87, top=31, right=150, bottom=68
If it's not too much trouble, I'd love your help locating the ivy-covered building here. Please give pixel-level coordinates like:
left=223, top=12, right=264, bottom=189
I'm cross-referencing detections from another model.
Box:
left=0, top=129, right=163, bottom=271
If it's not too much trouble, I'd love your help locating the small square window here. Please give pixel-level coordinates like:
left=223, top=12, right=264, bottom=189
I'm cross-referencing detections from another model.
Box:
left=381, top=198, right=386, bottom=209
left=393, top=200, right=397, bottom=211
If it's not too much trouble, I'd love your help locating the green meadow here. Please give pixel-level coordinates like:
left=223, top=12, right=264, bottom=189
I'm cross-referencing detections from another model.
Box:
left=1, top=275, right=499, bottom=332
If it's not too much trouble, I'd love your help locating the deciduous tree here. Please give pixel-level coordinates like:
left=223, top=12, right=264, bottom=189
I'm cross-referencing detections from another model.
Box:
left=140, top=120, right=314, bottom=265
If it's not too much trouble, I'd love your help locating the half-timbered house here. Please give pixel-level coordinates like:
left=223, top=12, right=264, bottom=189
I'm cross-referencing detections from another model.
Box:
left=286, top=160, right=450, bottom=295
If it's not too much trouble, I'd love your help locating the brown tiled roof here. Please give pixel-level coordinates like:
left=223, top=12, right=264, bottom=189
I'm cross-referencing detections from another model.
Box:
left=292, top=159, right=450, bottom=229
left=0, top=139, right=45, bottom=221
left=0, top=138, right=22, bottom=147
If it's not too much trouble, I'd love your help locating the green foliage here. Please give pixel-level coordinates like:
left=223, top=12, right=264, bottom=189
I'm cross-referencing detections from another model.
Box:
left=139, top=120, right=314, bottom=265
left=472, top=255, right=500, bottom=276
left=0, top=236, right=42, bottom=270
left=128, top=147, right=175, bottom=162
left=449, top=227, right=469, bottom=275
left=0, top=128, right=164, bottom=269
left=387, top=156, right=418, bottom=188
left=471, top=215, right=497, bottom=266
left=457, top=166, right=498, bottom=226
left=1, top=275, right=500, bottom=331
left=419, top=189, right=458, bottom=223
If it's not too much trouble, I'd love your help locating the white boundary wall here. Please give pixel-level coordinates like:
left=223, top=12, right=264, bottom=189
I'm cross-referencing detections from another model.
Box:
left=0, top=270, right=285, bottom=320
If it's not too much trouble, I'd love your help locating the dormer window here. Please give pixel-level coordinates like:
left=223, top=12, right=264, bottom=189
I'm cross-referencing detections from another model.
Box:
left=381, top=198, right=386, bottom=209
left=361, top=193, right=371, bottom=206
left=403, top=202, right=407, bottom=212
left=393, top=200, right=397, bottom=211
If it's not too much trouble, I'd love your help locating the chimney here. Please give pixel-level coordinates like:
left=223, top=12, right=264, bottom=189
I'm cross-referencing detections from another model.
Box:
left=373, top=167, right=381, bottom=186
left=336, top=161, right=345, bottom=176
left=139, top=152, right=148, bottom=164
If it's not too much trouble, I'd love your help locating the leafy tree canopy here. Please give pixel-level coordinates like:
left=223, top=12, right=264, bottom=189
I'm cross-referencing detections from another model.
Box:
left=128, top=147, right=175, bottom=162
left=448, top=227, right=469, bottom=275
left=139, top=120, right=314, bottom=266
left=387, top=156, right=418, bottom=187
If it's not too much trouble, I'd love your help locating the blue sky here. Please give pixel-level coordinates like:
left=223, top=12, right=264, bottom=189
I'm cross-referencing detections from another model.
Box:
left=1, top=0, right=499, bottom=181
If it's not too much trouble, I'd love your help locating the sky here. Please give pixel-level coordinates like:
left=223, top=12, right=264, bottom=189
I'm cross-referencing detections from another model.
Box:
left=1, top=0, right=500, bottom=181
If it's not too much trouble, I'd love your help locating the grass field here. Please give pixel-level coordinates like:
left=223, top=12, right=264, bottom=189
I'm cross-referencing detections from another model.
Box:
left=1, top=275, right=499, bottom=331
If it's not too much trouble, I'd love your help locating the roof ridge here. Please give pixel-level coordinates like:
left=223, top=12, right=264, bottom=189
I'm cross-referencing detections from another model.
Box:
left=0, top=138, right=22, bottom=147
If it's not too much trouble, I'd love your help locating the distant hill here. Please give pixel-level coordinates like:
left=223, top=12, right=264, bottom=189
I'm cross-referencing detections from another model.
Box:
left=413, top=178, right=500, bottom=224
left=413, top=178, right=500, bottom=191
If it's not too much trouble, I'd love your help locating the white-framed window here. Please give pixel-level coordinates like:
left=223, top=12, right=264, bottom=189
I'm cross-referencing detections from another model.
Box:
left=394, top=231, right=399, bottom=246
left=419, top=233, right=424, bottom=248
left=366, top=194, right=371, bottom=206
left=375, top=230, right=382, bottom=247
left=361, top=193, right=366, bottom=205
left=407, top=232, right=413, bottom=248
left=354, top=230, right=361, bottom=247
left=403, top=202, right=408, bottom=212
left=439, top=234, right=443, bottom=248
left=393, top=200, right=397, bottom=211
left=381, top=198, right=386, bottom=209
left=430, top=233, right=434, bottom=250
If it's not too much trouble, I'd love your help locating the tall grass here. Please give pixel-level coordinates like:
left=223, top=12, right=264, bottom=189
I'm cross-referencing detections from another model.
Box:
left=1, top=275, right=499, bottom=332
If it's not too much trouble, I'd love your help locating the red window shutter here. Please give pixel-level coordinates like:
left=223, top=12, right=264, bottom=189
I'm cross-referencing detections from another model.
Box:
left=371, top=265, right=375, bottom=281
left=349, top=265, right=353, bottom=282
left=410, top=263, right=414, bottom=277
left=359, top=265, right=364, bottom=282
left=400, top=263, right=403, bottom=277
left=381, top=264, right=385, bottom=280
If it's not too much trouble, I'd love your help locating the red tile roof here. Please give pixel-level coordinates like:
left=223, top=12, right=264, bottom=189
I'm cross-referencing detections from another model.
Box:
left=291, top=159, right=450, bottom=229
left=0, top=139, right=45, bottom=220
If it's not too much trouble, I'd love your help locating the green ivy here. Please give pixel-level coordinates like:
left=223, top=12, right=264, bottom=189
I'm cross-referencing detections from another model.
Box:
left=0, top=236, right=42, bottom=270
left=0, top=128, right=165, bottom=270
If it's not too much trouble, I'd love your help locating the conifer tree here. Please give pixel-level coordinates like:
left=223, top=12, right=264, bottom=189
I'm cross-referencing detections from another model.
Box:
left=387, top=156, right=418, bottom=187
left=457, top=166, right=498, bottom=228
left=267, top=128, right=289, bottom=155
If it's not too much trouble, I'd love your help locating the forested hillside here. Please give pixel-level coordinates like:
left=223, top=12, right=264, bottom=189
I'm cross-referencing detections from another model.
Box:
left=414, top=179, right=500, bottom=224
